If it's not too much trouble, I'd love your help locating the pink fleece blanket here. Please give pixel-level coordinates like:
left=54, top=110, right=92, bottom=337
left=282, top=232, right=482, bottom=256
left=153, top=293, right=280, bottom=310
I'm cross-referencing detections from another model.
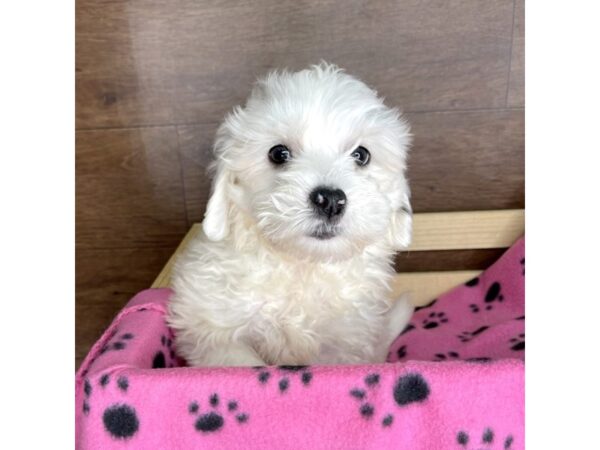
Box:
left=76, top=238, right=524, bottom=449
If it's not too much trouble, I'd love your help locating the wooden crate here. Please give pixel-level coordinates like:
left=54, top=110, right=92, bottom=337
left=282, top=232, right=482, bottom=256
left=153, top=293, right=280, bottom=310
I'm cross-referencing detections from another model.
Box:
left=152, top=209, right=524, bottom=307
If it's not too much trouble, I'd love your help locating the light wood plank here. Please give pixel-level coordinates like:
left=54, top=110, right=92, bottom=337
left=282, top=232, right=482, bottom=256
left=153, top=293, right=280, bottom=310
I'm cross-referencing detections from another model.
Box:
left=391, top=270, right=481, bottom=307
left=410, top=209, right=524, bottom=251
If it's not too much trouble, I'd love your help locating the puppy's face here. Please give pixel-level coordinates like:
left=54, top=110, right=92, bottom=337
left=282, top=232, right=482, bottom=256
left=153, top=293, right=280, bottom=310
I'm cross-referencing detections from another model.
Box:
left=203, top=64, right=412, bottom=261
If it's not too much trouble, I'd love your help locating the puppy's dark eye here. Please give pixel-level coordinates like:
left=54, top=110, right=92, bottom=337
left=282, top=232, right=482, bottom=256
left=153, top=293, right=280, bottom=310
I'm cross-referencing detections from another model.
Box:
left=351, top=146, right=371, bottom=166
left=268, top=145, right=292, bottom=165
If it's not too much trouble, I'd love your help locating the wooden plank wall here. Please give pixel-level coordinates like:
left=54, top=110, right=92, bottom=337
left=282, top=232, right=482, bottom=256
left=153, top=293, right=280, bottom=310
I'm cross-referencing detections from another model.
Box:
left=76, top=0, right=524, bottom=367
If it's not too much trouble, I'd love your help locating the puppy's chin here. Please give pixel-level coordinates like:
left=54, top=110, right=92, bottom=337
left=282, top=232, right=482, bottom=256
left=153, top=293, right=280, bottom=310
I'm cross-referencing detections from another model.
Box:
left=265, top=232, right=366, bottom=263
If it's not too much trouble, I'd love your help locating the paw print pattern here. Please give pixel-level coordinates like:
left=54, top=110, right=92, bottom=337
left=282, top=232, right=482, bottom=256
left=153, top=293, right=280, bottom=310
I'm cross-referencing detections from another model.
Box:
left=456, top=428, right=514, bottom=449
left=433, top=351, right=460, bottom=361
left=152, top=334, right=177, bottom=369
left=349, top=372, right=430, bottom=428
left=99, top=330, right=135, bottom=354
left=509, top=333, right=525, bottom=351
left=189, top=393, right=249, bottom=433
left=255, top=365, right=313, bottom=393
left=467, top=281, right=506, bottom=313
left=349, top=372, right=388, bottom=426
left=469, top=304, right=480, bottom=313
left=422, top=311, right=449, bottom=329
left=82, top=374, right=140, bottom=440
left=457, top=326, right=490, bottom=343
left=82, top=379, right=92, bottom=415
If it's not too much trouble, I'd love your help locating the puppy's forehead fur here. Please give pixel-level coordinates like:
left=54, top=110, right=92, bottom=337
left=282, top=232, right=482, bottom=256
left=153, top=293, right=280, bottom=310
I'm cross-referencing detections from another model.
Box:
left=219, top=63, right=410, bottom=170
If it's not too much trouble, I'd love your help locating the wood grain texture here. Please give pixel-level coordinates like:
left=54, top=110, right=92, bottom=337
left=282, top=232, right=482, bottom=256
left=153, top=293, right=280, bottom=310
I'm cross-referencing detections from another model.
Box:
left=408, top=109, right=524, bottom=212
left=76, top=247, right=175, bottom=367
left=176, top=125, right=217, bottom=225
left=77, top=0, right=515, bottom=128
left=507, top=0, right=524, bottom=107
left=410, top=210, right=524, bottom=251
left=76, top=127, right=188, bottom=249
left=172, top=0, right=514, bottom=124
left=76, top=0, right=177, bottom=128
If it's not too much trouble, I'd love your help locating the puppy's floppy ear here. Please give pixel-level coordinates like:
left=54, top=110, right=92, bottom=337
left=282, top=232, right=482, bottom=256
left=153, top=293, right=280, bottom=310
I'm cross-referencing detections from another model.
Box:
left=202, top=161, right=232, bottom=241
left=388, top=192, right=413, bottom=250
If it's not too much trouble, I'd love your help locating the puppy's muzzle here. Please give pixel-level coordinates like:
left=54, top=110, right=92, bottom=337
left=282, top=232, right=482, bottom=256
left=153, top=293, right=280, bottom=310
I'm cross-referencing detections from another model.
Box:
left=309, top=186, right=347, bottom=220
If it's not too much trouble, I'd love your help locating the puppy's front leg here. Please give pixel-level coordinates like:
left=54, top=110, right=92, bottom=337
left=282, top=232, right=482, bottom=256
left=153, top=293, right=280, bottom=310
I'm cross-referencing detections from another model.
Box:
left=187, top=342, right=266, bottom=367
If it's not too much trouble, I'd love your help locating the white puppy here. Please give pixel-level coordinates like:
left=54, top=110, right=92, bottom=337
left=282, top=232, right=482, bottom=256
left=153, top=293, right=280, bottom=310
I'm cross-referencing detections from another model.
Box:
left=167, top=63, right=414, bottom=367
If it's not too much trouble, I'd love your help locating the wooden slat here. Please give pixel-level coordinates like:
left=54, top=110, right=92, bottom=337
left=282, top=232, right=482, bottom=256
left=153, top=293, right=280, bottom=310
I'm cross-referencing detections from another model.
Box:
left=507, top=0, right=524, bottom=107
left=410, top=209, right=524, bottom=251
left=152, top=210, right=523, bottom=289
left=391, top=271, right=481, bottom=307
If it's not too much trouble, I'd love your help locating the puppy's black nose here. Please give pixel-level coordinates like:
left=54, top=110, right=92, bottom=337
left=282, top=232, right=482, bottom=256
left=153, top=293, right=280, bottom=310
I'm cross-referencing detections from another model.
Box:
left=309, top=186, right=347, bottom=218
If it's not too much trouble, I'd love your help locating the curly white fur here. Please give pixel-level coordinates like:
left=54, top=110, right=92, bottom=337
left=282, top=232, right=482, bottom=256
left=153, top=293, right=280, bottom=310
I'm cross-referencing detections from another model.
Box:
left=167, top=63, right=414, bottom=366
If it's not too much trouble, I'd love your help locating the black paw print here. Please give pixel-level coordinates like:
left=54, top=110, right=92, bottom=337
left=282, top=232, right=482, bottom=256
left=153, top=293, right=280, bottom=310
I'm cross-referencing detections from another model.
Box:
left=396, top=345, right=407, bottom=360
left=483, top=282, right=504, bottom=310
left=189, top=393, right=249, bottom=433
left=509, top=333, right=525, bottom=351
left=349, top=372, right=430, bottom=428
left=467, top=282, right=505, bottom=313
left=457, top=428, right=514, bottom=449
left=349, top=372, right=389, bottom=426
left=457, top=326, right=490, bottom=343
left=520, top=257, right=525, bottom=275
left=465, top=277, right=480, bottom=287
left=394, top=373, right=430, bottom=406
left=83, top=374, right=140, bottom=440
left=99, top=330, right=135, bottom=354
left=433, top=351, right=459, bottom=361
left=152, top=334, right=177, bottom=368
left=255, top=365, right=313, bottom=393
left=422, top=312, right=448, bottom=329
